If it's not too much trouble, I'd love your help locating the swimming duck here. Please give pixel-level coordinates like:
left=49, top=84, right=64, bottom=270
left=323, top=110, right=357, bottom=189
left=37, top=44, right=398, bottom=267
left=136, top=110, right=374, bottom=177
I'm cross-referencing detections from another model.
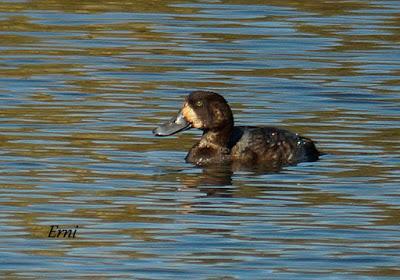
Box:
left=153, top=91, right=320, bottom=168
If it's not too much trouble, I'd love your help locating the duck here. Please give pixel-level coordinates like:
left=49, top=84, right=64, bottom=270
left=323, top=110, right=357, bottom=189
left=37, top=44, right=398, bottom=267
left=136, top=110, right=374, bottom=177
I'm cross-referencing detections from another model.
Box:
left=153, top=91, right=321, bottom=168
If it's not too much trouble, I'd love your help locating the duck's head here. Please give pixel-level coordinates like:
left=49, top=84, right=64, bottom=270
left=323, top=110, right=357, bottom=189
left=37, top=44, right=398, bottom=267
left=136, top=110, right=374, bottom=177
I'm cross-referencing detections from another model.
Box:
left=153, top=91, right=233, bottom=136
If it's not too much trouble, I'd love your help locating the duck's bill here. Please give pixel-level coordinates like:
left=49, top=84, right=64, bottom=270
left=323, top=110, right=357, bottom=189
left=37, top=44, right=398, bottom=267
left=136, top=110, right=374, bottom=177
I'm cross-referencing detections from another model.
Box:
left=153, top=110, right=192, bottom=136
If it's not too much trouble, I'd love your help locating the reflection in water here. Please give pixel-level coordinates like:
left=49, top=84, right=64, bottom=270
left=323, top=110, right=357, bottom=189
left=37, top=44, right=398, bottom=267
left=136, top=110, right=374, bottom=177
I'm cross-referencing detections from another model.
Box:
left=0, top=0, right=400, bottom=279
left=182, top=165, right=234, bottom=189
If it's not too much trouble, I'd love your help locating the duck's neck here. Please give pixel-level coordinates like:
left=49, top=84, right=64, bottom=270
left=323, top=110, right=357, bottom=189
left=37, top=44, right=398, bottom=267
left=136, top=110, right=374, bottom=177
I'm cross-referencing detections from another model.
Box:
left=200, top=125, right=233, bottom=148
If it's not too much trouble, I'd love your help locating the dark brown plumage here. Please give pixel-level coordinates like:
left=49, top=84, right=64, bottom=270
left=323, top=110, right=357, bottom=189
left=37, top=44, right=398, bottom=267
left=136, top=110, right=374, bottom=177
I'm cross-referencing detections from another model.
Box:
left=153, top=91, right=321, bottom=168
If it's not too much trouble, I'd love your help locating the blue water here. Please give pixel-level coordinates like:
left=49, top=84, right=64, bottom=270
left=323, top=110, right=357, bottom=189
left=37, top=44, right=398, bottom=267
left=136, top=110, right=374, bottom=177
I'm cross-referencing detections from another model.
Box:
left=0, top=0, right=399, bottom=279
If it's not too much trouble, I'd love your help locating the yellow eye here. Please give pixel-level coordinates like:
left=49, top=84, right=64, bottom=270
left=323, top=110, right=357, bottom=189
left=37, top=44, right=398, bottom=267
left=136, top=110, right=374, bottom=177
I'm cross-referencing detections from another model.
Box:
left=196, top=100, right=203, bottom=107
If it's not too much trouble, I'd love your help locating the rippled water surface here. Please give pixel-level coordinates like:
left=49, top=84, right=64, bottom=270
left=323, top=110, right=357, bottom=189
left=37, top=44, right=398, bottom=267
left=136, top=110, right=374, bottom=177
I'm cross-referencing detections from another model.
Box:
left=1, top=0, right=399, bottom=279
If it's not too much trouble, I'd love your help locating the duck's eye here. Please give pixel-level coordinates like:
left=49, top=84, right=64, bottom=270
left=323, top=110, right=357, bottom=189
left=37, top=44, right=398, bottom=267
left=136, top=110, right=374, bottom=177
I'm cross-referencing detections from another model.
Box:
left=195, top=100, right=203, bottom=107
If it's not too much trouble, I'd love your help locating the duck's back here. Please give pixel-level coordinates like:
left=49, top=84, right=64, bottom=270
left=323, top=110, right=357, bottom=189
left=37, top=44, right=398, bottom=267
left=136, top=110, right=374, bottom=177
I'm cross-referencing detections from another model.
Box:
left=229, top=126, right=319, bottom=165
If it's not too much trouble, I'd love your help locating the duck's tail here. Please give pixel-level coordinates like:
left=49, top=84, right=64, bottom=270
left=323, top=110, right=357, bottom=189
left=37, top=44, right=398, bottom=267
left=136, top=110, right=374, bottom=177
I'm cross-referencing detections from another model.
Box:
left=301, top=137, right=322, bottom=162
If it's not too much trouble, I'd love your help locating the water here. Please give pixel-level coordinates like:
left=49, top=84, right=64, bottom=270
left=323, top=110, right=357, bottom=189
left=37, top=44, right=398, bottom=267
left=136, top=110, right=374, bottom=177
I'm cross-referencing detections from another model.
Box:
left=1, top=0, right=399, bottom=279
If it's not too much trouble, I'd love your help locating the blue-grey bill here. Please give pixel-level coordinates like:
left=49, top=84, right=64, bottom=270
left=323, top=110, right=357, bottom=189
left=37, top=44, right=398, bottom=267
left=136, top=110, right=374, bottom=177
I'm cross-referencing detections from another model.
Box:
left=153, top=110, right=192, bottom=136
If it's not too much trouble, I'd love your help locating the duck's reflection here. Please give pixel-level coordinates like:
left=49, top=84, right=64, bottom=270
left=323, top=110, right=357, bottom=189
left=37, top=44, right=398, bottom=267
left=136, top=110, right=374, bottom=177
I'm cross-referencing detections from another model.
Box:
left=179, top=162, right=287, bottom=197
left=181, top=165, right=233, bottom=189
